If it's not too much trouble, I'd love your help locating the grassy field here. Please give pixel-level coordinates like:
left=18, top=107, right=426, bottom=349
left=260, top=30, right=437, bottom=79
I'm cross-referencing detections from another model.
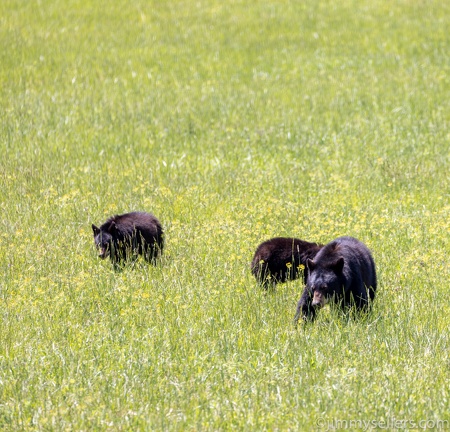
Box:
left=1, top=0, right=449, bottom=430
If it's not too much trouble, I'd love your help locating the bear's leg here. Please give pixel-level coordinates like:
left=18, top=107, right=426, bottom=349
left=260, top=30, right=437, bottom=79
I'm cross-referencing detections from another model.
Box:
left=294, top=287, right=316, bottom=324
left=346, top=286, right=370, bottom=310
left=144, top=245, right=158, bottom=264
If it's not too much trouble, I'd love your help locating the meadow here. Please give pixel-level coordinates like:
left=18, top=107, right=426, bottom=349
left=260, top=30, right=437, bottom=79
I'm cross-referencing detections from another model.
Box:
left=1, top=0, right=449, bottom=430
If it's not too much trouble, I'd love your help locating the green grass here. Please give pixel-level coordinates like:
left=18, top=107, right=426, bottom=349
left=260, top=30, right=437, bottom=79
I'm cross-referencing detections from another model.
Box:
left=1, top=0, right=449, bottom=429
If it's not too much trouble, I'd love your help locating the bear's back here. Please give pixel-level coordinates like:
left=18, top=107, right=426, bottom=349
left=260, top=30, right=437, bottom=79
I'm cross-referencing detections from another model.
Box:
left=106, top=212, right=161, bottom=234
left=334, top=236, right=377, bottom=294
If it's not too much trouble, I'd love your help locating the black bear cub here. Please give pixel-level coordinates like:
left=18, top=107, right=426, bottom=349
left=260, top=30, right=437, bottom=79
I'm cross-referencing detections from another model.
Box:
left=251, top=237, right=323, bottom=288
left=92, top=212, right=164, bottom=264
left=294, top=236, right=376, bottom=323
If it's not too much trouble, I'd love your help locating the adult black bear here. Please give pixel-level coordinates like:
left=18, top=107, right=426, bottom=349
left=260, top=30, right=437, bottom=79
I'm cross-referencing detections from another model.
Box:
left=294, top=236, right=376, bottom=323
left=92, top=212, right=164, bottom=265
left=251, top=237, right=323, bottom=288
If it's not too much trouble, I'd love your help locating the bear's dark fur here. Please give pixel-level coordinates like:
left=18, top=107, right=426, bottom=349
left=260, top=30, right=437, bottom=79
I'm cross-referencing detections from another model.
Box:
left=294, top=236, right=377, bottom=323
left=92, top=212, right=164, bottom=264
left=251, top=237, right=323, bottom=287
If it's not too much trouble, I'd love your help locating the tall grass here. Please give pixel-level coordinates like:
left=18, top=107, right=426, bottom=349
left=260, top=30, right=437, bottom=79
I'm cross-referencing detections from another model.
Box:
left=1, top=0, right=449, bottom=429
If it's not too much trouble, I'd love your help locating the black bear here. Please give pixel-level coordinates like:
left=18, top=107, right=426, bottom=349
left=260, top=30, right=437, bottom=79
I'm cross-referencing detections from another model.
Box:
left=294, top=236, right=376, bottom=323
left=251, top=237, right=323, bottom=288
left=92, top=212, right=164, bottom=265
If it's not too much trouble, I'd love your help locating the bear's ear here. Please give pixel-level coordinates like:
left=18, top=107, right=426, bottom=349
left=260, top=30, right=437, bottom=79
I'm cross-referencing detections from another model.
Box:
left=92, top=224, right=100, bottom=236
left=306, top=259, right=316, bottom=271
left=332, top=257, right=345, bottom=273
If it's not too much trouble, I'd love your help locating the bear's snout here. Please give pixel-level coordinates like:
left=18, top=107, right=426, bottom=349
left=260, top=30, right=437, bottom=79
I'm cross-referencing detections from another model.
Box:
left=312, top=291, right=327, bottom=308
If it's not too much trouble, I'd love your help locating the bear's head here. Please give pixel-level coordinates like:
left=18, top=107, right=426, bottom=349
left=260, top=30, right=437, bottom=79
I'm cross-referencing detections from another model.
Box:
left=92, top=222, right=116, bottom=259
left=306, top=257, right=345, bottom=308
